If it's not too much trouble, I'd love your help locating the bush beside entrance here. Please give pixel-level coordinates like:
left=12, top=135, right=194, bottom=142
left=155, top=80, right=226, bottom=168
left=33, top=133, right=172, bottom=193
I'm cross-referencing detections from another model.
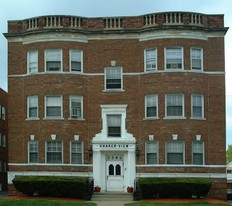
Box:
left=137, top=178, right=212, bottom=199
left=12, top=176, right=93, bottom=199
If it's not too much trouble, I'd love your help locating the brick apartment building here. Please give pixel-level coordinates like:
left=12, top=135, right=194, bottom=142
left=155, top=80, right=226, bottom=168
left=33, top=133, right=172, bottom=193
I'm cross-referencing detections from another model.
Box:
left=0, top=88, right=7, bottom=191
left=4, top=12, right=228, bottom=199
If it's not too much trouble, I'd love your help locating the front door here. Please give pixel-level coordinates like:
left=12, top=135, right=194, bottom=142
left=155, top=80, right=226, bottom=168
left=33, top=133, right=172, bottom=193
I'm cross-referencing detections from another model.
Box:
left=106, top=160, right=124, bottom=191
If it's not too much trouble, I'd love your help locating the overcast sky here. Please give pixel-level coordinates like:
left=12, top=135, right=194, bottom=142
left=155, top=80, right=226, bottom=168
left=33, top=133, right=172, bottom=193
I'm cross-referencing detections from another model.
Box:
left=0, top=0, right=231, bottom=145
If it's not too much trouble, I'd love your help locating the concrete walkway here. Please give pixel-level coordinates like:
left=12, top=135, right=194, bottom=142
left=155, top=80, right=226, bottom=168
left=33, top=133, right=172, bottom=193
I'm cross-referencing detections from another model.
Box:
left=91, top=201, right=133, bottom=206
left=90, top=192, right=134, bottom=206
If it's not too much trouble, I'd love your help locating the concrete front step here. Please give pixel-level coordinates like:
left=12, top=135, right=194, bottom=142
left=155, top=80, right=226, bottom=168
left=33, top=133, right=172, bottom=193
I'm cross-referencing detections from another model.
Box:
left=91, top=192, right=133, bottom=201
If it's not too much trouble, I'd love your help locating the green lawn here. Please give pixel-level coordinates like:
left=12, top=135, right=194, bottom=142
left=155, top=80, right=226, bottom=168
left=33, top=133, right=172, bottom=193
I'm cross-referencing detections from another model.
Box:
left=0, top=199, right=96, bottom=206
left=125, top=202, right=230, bottom=206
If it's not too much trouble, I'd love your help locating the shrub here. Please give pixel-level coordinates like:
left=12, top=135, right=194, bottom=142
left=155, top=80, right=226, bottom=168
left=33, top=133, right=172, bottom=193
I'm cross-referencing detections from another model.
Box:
left=12, top=176, right=92, bottom=199
left=138, top=178, right=212, bottom=199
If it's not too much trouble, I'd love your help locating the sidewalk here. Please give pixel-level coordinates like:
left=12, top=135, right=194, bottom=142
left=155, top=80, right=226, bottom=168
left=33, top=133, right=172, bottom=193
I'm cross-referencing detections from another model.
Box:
left=91, top=201, right=132, bottom=206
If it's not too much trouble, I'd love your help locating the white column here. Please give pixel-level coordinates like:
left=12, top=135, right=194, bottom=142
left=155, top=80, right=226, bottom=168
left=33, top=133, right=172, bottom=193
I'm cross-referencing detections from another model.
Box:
left=93, top=150, right=102, bottom=187
left=126, top=148, right=136, bottom=189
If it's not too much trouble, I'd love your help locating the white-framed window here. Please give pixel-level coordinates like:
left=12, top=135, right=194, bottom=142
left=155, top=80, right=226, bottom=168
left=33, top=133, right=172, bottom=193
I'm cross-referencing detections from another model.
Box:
left=46, top=140, right=63, bottom=164
left=28, top=140, right=39, bottom=163
left=166, top=141, right=184, bottom=164
left=107, top=115, right=121, bottom=137
left=70, top=49, right=83, bottom=72
left=45, top=49, right=62, bottom=72
left=98, top=105, right=131, bottom=140
left=192, top=141, right=204, bottom=165
left=191, top=94, right=204, bottom=119
left=165, top=94, right=184, bottom=118
left=27, top=50, right=38, bottom=73
left=45, top=95, right=63, bottom=119
left=144, top=48, right=157, bottom=71
left=146, top=141, right=158, bottom=164
left=145, top=95, right=158, bottom=118
left=27, top=96, right=38, bottom=119
left=69, top=96, right=83, bottom=119
left=1, top=106, right=6, bottom=120
left=191, top=48, right=203, bottom=70
left=71, top=141, right=83, bottom=164
left=105, top=67, right=123, bottom=90
left=165, top=47, right=183, bottom=70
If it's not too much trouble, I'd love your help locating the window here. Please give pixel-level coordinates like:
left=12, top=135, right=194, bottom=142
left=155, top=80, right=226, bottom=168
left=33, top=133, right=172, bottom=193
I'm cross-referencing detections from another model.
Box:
left=166, top=141, right=184, bottom=164
left=191, top=48, right=203, bottom=70
left=70, top=96, right=83, bottom=119
left=1, top=106, right=6, bottom=120
left=191, top=94, right=204, bottom=118
left=108, top=164, right=121, bottom=176
left=71, top=141, right=83, bottom=164
left=165, top=47, right=183, bottom=70
left=107, top=115, right=121, bottom=137
left=146, top=141, right=158, bottom=164
left=105, top=67, right=122, bottom=90
left=28, top=140, right=39, bottom=163
left=145, top=49, right=157, bottom=71
left=45, top=49, right=62, bottom=71
left=165, top=94, right=184, bottom=118
left=70, top=50, right=83, bottom=72
left=192, top=141, right=204, bottom=165
left=27, top=96, right=38, bottom=119
left=46, top=141, right=62, bottom=164
left=45, top=96, right=62, bottom=118
left=27, top=50, right=38, bottom=73
left=145, top=95, right=158, bottom=118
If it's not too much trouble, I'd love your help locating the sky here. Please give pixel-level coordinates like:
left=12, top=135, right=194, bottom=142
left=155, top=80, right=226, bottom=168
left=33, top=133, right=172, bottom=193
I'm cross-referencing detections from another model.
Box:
left=0, top=0, right=231, bottom=145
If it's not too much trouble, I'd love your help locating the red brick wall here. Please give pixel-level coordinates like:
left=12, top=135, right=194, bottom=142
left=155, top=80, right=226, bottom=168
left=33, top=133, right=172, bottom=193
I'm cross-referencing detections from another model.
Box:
left=0, top=88, right=7, bottom=191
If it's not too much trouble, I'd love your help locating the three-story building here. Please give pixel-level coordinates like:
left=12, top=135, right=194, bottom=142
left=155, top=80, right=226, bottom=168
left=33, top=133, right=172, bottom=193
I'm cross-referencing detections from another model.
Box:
left=4, top=11, right=228, bottom=199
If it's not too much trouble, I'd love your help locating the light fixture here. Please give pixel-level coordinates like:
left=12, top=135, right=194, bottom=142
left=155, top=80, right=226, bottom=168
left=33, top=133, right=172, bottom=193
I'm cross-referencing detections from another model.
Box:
left=89, top=145, right=93, bottom=158
left=136, top=145, right=140, bottom=157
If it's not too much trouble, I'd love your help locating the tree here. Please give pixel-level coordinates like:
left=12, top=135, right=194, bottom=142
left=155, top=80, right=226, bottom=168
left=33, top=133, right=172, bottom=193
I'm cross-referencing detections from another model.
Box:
left=226, top=144, right=232, bottom=164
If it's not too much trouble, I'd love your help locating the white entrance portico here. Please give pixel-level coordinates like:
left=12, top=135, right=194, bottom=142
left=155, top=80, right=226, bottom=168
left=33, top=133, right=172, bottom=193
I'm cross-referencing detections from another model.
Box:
left=92, top=105, right=136, bottom=192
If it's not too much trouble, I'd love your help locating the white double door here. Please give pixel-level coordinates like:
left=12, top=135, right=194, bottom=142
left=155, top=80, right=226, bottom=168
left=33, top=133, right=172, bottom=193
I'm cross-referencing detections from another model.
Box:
left=106, top=160, right=124, bottom=192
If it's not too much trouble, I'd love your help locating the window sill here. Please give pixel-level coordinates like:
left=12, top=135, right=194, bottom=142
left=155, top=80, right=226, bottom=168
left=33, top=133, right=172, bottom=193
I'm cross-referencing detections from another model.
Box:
left=103, top=89, right=125, bottom=93
left=165, top=69, right=183, bottom=71
left=69, top=71, right=83, bottom=74
left=163, top=116, right=186, bottom=120
left=26, top=118, right=40, bottom=121
left=191, top=68, right=203, bottom=72
left=68, top=118, right=85, bottom=121
left=144, top=69, right=158, bottom=73
left=190, top=117, right=206, bottom=121
left=143, top=117, right=160, bottom=121
left=43, top=117, right=64, bottom=120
